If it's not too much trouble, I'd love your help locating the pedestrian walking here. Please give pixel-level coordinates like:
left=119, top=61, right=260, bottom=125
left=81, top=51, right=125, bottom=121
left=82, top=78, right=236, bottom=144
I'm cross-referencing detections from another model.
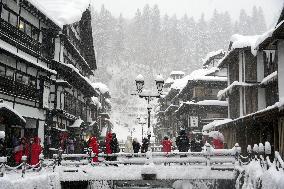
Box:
left=124, top=136, right=133, bottom=154
left=0, top=131, right=6, bottom=157
left=110, top=133, right=119, bottom=161
left=141, top=137, right=149, bottom=153
left=88, top=136, right=99, bottom=162
left=105, top=132, right=112, bottom=161
left=30, top=137, right=42, bottom=165
left=67, top=137, right=75, bottom=154
left=13, top=135, right=23, bottom=165
left=176, top=130, right=189, bottom=156
left=162, top=136, right=172, bottom=154
left=132, top=138, right=141, bottom=154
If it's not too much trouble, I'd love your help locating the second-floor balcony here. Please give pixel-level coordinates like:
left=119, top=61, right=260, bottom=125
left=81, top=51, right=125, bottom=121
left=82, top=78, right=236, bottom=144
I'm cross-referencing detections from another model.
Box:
left=0, top=75, right=40, bottom=101
left=0, top=18, right=41, bottom=57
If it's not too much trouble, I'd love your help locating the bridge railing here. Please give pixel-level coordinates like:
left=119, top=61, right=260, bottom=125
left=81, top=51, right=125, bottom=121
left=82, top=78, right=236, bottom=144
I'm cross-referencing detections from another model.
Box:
left=235, top=142, right=284, bottom=189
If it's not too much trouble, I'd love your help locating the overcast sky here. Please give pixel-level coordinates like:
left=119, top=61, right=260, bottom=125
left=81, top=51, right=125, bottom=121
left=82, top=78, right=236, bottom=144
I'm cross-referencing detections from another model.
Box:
left=92, top=0, right=284, bottom=27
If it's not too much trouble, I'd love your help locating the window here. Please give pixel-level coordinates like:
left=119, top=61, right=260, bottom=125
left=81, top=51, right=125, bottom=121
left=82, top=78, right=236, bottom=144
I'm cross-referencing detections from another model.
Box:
left=16, top=72, right=23, bottom=82
left=0, top=65, right=5, bottom=76
left=6, top=68, right=14, bottom=79
left=29, top=77, right=36, bottom=87
left=25, top=23, right=32, bottom=37
left=19, top=19, right=25, bottom=32
left=1, top=8, right=9, bottom=22
left=32, top=28, right=39, bottom=40
left=9, top=12, right=17, bottom=27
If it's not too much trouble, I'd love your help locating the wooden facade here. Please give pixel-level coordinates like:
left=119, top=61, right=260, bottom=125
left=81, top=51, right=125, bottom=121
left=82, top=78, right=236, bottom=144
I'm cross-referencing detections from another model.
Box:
left=0, top=0, right=103, bottom=152
left=211, top=10, right=284, bottom=157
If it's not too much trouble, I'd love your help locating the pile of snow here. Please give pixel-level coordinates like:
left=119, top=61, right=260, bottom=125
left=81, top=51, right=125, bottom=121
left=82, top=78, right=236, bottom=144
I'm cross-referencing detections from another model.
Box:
left=33, top=0, right=90, bottom=28
left=92, top=82, right=109, bottom=94
left=208, top=131, right=224, bottom=141
left=164, top=77, right=174, bottom=84
left=230, top=34, right=260, bottom=56
left=202, top=49, right=224, bottom=65
left=170, top=68, right=226, bottom=91
left=91, top=96, right=102, bottom=109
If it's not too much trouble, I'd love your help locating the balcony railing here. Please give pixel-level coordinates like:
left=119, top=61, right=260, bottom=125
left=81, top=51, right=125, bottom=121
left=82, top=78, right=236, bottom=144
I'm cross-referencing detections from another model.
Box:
left=0, top=75, right=40, bottom=101
left=0, top=18, right=41, bottom=56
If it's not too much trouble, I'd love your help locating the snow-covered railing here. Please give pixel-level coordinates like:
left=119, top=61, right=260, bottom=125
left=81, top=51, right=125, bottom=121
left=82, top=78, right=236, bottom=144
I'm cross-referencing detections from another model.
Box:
left=0, top=154, right=45, bottom=177
left=52, top=143, right=240, bottom=168
left=235, top=142, right=284, bottom=189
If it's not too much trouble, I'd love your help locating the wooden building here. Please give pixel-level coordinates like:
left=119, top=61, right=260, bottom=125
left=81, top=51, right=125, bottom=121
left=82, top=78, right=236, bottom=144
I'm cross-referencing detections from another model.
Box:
left=205, top=9, right=284, bottom=157
left=0, top=0, right=102, bottom=151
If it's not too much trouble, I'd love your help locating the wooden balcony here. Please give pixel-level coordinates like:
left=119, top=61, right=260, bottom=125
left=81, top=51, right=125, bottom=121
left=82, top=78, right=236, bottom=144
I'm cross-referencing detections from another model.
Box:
left=0, top=75, right=40, bottom=101
left=0, top=18, right=41, bottom=57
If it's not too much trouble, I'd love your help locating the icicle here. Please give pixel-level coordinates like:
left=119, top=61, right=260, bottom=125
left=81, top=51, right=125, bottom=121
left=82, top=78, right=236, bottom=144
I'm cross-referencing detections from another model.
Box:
left=264, top=50, right=276, bottom=63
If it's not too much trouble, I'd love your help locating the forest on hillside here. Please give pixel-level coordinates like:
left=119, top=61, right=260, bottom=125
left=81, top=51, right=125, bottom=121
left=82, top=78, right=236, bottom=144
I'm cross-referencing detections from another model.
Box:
left=91, top=4, right=268, bottom=125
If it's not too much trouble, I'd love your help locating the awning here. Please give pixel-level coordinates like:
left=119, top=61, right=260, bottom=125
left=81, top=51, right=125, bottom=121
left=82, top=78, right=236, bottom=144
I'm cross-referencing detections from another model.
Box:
left=0, top=101, right=26, bottom=126
left=68, top=118, right=83, bottom=128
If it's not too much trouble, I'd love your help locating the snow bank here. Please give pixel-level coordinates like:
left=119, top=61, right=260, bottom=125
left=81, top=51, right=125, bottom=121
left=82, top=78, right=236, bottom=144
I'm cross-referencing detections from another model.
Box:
left=33, top=0, right=90, bottom=28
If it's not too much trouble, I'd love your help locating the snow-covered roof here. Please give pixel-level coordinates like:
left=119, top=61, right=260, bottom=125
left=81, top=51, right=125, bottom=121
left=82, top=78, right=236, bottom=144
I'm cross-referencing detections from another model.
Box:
left=261, top=71, right=278, bottom=85
left=165, top=77, right=174, bottom=84
left=217, top=81, right=257, bottom=100
left=0, top=102, right=26, bottom=124
left=195, top=100, right=228, bottom=106
left=205, top=100, right=284, bottom=131
left=31, top=0, right=91, bottom=28
left=170, top=71, right=185, bottom=76
left=202, top=119, right=232, bottom=131
left=68, top=118, right=83, bottom=128
left=202, top=49, right=225, bottom=66
left=92, top=82, right=109, bottom=94
left=230, top=34, right=260, bottom=56
left=0, top=40, right=57, bottom=74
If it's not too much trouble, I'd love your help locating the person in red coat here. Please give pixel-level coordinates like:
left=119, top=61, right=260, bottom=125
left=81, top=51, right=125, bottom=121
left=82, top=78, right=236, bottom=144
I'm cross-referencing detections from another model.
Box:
left=89, top=136, right=99, bottom=162
left=212, top=138, right=224, bottom=149
left=162, top=136, right=172, bottom=154
left=30, top=137, right=42, bottom=165
left=13, top=137, right=23, bottom=165
left=105, top=132, right=112, bottom=161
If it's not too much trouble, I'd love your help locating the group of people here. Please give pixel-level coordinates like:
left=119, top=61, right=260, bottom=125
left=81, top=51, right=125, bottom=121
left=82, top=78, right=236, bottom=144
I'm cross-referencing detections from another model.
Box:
left=124, top=136, right=150, bottom=154
left=11, top=135, right=42, bottom=165
left=87, top=132, right=120, bottom=162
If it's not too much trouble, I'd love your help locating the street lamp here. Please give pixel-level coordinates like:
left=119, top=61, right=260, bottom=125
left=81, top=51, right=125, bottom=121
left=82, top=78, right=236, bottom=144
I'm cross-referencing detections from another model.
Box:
left=134, top=74, right=164, bottom=142
left=137, top=116, right=147, bottom=141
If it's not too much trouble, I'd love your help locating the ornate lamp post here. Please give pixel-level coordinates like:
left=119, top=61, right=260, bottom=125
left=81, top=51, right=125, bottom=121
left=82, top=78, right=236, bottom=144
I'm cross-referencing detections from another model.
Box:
left=134, top=74, right=164, bottom=141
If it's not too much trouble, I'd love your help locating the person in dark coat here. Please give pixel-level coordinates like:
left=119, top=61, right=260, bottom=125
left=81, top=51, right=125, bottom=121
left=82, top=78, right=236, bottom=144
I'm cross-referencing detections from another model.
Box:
left=141, top=138, right=149, bottom=153
left=0, top=137, right=6, bottom=157
left=176, top=130, right=189, bottom=153
left=110, top=133, right=119, bottom=161
left=132, top=138, right=141, bottom=154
